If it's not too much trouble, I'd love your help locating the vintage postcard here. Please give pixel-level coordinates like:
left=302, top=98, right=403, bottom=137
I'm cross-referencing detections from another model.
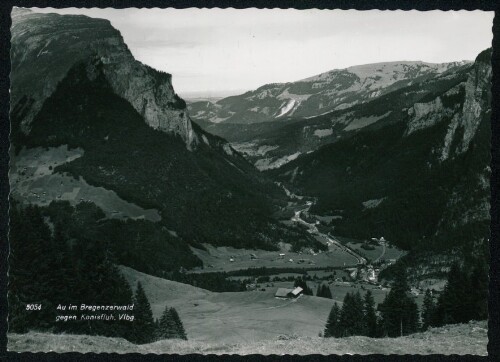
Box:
left=6, top=5, right=493, bottom=355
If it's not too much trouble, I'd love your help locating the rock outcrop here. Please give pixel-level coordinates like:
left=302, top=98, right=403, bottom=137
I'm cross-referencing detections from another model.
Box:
left=10, top=8, right=197, bottom=149
left=450, top=48, right=492, bottom=155
left=403, top=48, right=492, bottom=162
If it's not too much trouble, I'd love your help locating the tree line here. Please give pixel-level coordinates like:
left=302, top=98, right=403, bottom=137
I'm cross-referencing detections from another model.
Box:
left=323, top=263, right=488, bottom=339
left=9, top=203, right=186, bottom=344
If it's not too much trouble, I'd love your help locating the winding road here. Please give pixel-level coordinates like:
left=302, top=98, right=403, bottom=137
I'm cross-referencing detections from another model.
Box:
left=291, top=201, right=367, bottom=265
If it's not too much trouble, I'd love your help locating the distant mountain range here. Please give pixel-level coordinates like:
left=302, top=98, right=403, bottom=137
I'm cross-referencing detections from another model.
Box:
left=189, top=60, right=471, bottom=124
left=189, top=60, right=474, bottom=170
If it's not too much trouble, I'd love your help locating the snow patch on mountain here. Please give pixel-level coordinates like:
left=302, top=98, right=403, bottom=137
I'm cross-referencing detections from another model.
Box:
left=275, top=99, right=297, bottom=118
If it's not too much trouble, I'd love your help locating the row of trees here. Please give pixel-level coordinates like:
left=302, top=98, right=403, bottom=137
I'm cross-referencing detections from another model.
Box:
left=324, top=290, right=379, bottom=338
left=316, top=284, right=333, bottom=299
left=324, top=263, right=488, bottom=339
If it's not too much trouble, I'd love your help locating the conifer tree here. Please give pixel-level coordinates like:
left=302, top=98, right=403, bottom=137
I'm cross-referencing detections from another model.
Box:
left=436, top=263, right=473, bottom=325
left=352, top=291, right=366, bottom=335
left=157, top=305, right=187, bottom=340
left=316, top=284, right=333, bottom=299
left=158, top=304, right=177, bottom=339
left=338, top=293, right=353, bottom=337
left=364, top=290, right=378, bottom=337
left=323, top=285, right=333, bottom=299
left=408, top=299, right=420, bottom=332
left=170, top=307, right=187, bottom=340
left=378, top=268, right=420, bottom=337
left=339, top=292, right=365, bottom=336
left=132, top=282, right=156, bottom=344
left=421, top=289, right=435, bottom=330
left=469, top=260, right=488, bottom=321
left=324, top=302, right=340, bottom=338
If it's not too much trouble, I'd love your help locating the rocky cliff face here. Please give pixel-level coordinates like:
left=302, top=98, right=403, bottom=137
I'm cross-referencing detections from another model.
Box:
left=403, top=48, right=492, bottom=162
left=10, top=8, right=197, bottom=149
left=449, top=48, right=492, bottom=156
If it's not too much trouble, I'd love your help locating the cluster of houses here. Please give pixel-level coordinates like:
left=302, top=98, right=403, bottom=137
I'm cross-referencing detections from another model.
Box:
left=345, top=264, right=381, bottom=283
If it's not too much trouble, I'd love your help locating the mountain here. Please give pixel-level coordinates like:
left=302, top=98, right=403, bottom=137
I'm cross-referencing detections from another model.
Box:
left=189, top=60, right=471, bottom=125
left=9, top=8, right=322, bottom=275
left=190, top=61, right=473, bottom=170
left=10, top=8, right=196, bottom=148
left=268, top=48, right=492, bottom=282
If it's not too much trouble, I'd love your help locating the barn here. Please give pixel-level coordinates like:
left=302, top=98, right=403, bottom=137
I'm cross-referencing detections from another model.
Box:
left=275, top=288, right=291, bottom=298
left=289, top=287, right=303, bottom=297
left=274, top=286, right=304, bottom=299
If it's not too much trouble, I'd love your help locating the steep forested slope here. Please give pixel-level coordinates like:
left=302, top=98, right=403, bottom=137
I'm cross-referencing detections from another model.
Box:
left=269, top=49, right=491, bottom=279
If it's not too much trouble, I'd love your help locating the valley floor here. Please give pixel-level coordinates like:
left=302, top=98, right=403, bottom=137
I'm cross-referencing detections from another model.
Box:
left=7, top=320, right=487, bottom=355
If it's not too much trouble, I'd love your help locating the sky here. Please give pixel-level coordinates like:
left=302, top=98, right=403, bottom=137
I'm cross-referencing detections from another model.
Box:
left=31, top=8, right=493, bottom=97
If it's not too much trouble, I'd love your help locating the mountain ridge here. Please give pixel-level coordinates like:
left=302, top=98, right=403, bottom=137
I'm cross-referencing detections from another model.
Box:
left=188, top=59, right=473, bottom=126
left=11, top=8, right=197, bottom=149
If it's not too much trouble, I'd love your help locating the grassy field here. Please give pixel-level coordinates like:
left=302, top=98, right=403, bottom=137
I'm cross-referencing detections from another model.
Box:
left=120, top=266, right=336, bottom=344
left=8, top=320, right=488, bottom=355
left=6, top=266, right=479, bottom=354
left=10, top=146, right=160, bottom=221
left=189, top=242, right=359, bottom=273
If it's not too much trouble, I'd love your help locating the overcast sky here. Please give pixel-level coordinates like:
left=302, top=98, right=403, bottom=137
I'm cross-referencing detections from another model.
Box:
left=31, top=8, right=493, bottom=97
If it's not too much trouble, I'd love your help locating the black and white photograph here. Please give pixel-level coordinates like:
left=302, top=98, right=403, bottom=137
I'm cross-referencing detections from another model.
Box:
left=4, top=4, right=495, bottom=355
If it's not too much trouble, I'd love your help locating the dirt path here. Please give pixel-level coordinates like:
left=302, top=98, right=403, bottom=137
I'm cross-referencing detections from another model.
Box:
left=373, top=242, right=386, bottom=263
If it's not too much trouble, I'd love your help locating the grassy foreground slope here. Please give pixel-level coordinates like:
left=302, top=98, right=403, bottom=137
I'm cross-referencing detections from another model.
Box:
left=8, top=321, right=487, bottom=355
left=119, top=266, right=335, bottom=344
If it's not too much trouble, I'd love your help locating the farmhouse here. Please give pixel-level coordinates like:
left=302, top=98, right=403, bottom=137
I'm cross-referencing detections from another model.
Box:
left=274, top=287, right=304, bottom=299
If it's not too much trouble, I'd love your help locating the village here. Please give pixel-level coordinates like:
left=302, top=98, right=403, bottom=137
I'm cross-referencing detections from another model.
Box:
left=187, top=233, right=425, bottom=309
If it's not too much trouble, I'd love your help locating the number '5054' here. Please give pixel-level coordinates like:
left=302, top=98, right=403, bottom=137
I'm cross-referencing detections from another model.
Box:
left=26, top=304, right=41, bottom=311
